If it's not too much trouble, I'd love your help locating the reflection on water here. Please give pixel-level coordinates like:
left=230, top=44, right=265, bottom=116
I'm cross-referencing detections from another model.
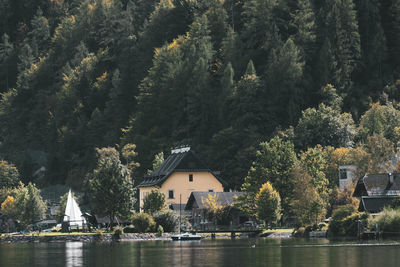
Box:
left=2, top=239, right=400, bottom=267
left=65, top=242, right=83, bottom=267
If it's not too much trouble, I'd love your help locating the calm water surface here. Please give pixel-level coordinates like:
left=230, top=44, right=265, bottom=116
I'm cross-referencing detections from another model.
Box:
left=1, top=238, right=400, bottom=267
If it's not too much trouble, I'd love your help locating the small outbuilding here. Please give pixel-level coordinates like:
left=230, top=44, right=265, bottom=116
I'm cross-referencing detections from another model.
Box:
left=185, top=191, right=247, bottom=229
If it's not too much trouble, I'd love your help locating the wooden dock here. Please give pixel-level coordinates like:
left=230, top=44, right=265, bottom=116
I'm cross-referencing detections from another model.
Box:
left=191, top=229, right=262, bottom=238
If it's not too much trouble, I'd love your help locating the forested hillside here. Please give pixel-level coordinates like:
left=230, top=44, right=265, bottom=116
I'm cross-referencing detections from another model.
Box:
left=0, top=0, right=399, bottom=189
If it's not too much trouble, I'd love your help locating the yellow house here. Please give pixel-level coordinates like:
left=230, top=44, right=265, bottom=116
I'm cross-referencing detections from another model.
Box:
left=137, top=147, right=226, bottom=210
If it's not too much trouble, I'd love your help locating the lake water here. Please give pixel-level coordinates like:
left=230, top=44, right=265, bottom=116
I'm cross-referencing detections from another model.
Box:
left=1, top=238, right=400, bottom=267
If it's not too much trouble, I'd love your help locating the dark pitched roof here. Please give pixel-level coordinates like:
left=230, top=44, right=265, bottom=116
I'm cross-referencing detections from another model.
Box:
left=389, top=173, right=400, bottom=191
left=137, top=148, right=227, bottom=188
left=360, top=196, right=397, bottom=213
left=354, top=173, right=400, bottom=197
left=185, top=192, right=246, bottom=210
left=363, top=174, right=390, bottom=193
left=353, top=178, right=368, bottom=197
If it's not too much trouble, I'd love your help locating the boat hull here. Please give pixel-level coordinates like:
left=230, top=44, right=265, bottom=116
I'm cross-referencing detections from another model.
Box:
left=171, top=235, right=202, bottom=241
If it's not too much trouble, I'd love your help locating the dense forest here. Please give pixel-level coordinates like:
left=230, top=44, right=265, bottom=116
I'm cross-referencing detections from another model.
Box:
left=0, top=0, right=399, bottom=190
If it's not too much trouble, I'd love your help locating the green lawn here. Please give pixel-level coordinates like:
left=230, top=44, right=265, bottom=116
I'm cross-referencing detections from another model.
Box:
left=12, top=232, right=101, bottom=237
left=261, top=228, right=294, bottom=234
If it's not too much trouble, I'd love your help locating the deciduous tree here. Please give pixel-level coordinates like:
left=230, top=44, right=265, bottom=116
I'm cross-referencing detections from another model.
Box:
left=0, top=160, right=20, bottom=189
left=255, top=182, right=281, bottom=226
left=142, top=189, right=166, bottom=215
left=86, top=147, right=136, bottom=228
left=290, top=164, right=326, bottom=226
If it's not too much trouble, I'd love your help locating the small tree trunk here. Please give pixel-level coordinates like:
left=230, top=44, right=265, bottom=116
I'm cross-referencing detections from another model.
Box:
left=109, top=212, right=114, bottom=231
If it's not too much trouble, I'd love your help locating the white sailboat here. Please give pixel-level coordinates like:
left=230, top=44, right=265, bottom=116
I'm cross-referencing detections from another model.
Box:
left=63, top=189, right=86, bottom=228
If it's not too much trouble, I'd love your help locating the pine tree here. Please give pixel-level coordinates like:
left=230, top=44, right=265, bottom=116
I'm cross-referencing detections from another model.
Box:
left=320, top=0, right=361, bottom=92
left=16, top=42, right=34, bottom=90
left=184, top=15, right=215, bottom=142
left=70, top=41, right=89, bottom=67
left=265, top=38, right=304, bottom=125
left=291, top=0, right=316, bottom=59
left=388, top=0, right=400, bottom=75
left=354, top=0, right=388, bottom=92
left=29, top=7, right=50, bottom=58
left=219, top=62, right=235, bottom=127
left=231, top=60, right=264, bottom=130
left=221, top=26, right=242, bottom=74
left=244, top=59, right=256, bottom=76
left=0, top=34, right=14, bottom=91
left=205, top=0, right=230, bottom=49
left=241, top=0, right=281, bottom=68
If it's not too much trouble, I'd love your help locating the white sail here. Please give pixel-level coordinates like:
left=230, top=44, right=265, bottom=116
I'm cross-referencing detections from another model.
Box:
left=63, top=189, right=86, bottom=227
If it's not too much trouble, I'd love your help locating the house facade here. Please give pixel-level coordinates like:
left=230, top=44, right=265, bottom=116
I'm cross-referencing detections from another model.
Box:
left=137, top=147, right=226, bottom=210
left=339, top=165, right=357, bottom=190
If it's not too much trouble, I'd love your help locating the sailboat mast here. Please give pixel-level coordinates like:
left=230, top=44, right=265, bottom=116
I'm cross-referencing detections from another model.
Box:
left=179, top=194, right=182, bottom=234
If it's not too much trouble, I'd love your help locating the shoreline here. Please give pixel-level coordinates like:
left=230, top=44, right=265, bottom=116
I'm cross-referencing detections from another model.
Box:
left=0, top=233, right=173, bottom=243
left=0, top=231, right=295, bottom=243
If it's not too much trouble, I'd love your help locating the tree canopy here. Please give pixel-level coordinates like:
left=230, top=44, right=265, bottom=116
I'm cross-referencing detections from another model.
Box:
left=0, top=0, right=399, bottom=197
left=86, top=147, right=136, bottom=227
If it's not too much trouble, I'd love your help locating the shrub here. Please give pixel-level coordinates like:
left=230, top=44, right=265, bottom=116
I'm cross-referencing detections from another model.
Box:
left=370, top=207, right=400, bottom=233
left=131, top=213, right=155, bottom=233
left=123, top=225, right=136, bottom=233
left=328, top=204, right=356, bottom=236
left=157, top=225, right=164, bottom=236
left=96, top=229, right=103, bottom=237
left=114, top=226, right=124, bottom=237
left=318, top=223, right=328, bottom=231
left=293, top=227, right=306, bottom=237
left=328, top=204, right=368, bottom=236
left=342, top=212, right=368, bottom=236
left=153, top=210, right=178, bottom=232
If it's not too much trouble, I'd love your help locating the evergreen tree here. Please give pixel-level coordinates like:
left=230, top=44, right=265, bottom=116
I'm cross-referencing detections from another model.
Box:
left=219, top=62, right=235, bottom=127
left=147, top=151, right=164, bottom=174
left=15, top=182, right=47, bottom=227
left=315, top=38, right=336, bottom=89
left=265, top=38, right=304, bottom=125
left=388, top=0, right=400, bottom=75
left=241, top=0, right=281, bottom=68
left=16, top=42, right=34, bottom=90
left=319, top=0, right=361, bottom=92
left=29, top=7, right=50, bottom=58
left=291, top=0, right=316, bottom=59
left=231, top=60, right=264, bottom=130
left=0, top=33, right=14, bottom=91
left=354, top=0, right=388, bottom=96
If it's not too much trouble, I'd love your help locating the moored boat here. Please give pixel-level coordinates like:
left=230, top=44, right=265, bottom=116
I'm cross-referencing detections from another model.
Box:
left=171, top=233, right=202, bottom=241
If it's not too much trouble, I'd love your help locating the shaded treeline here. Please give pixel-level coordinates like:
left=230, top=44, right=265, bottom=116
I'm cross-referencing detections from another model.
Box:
left=0, top=0, right=399, bottom=189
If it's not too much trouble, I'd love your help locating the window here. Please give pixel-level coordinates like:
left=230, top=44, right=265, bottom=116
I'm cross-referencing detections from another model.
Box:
left=339, top=169, right=348, bottom=180
left=168, top=190, right=174, bottom=199
left=189, top=174, right=193, bottom=182
left=208, top=189, right=214, bottom=193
